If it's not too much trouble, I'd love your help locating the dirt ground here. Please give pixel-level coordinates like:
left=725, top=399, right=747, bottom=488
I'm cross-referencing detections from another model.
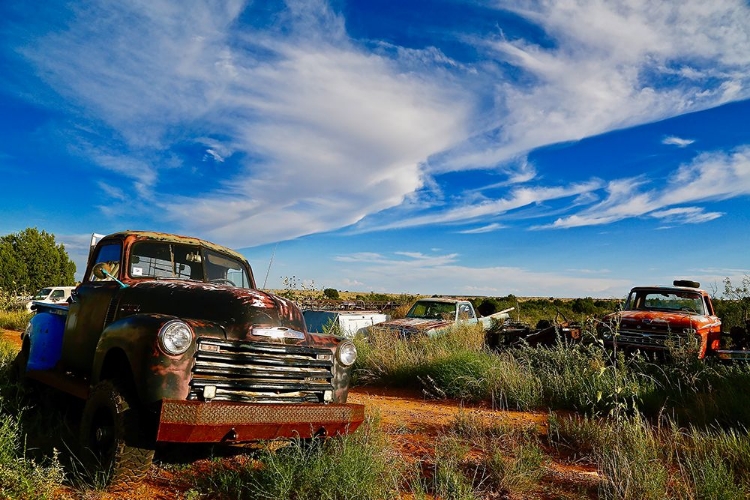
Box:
left=1, top=329, right=600, bottom=499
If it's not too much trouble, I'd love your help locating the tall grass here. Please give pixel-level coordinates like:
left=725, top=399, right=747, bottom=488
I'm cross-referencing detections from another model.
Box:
left=355, top=323, right=750, bottom=426
left=188, top=416, right=407, bottom=500
left=549, top=413, right=750, bottom=499
left=0, top=309, right=32, bottom=331
left=0, top=341, right=65, bottom=499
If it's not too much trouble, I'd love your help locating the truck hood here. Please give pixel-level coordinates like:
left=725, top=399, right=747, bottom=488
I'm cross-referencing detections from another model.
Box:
left=119, top=280, right=311, bottom=343
left=379, top=317, right=452, bottom=334
left=609, top=310, right=717, bottom=333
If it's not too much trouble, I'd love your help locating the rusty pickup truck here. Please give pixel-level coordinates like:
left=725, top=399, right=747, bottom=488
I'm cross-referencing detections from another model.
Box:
left=376, top=297, right=512, bottom=338
left=14, top=230, right=363, bottom=486
left=599, top=280, right=750, bottom=361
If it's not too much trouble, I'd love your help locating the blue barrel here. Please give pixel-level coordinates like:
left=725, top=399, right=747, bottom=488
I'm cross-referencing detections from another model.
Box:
left=27, top=311, right=66, bottom=371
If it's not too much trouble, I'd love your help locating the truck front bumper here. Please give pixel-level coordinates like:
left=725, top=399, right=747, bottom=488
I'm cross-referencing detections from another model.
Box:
left=156, top=400, right=365, bottom=443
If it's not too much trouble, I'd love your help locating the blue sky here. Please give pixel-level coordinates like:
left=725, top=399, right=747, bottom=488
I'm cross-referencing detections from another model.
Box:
left=1, top=0, right=750, bottom=298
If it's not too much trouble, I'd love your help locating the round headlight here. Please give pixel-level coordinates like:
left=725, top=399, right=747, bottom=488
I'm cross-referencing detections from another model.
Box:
left=337, top=340, right=357, bottom=367
left=158, top=320, right=193, bottom=356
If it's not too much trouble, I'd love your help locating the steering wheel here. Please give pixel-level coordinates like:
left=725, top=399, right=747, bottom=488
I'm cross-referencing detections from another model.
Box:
left=210, top=278, right=236, bottom=286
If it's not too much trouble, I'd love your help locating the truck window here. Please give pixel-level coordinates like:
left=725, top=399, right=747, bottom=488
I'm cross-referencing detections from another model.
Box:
left=90, top=242, right=122, bottom=281
left=204, top=249, right=252, bottom=288
left=130, top=242, right=199, bottom=280
left=458, top=304, right=475, bottom=320
left=642, top=291, right=705, bottom=314
left=407, top=301, right=456, bottom=320
left=33, top=287, right=53, bottom=300
left=127, top=242, right=252, bottom=288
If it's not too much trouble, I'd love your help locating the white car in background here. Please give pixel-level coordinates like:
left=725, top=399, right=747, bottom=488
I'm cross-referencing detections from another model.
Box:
left=26, top=286, right=75, bottom=311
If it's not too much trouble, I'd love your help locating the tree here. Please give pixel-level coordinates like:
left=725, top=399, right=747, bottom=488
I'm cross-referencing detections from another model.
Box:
left=323, top=288, right=340, bottom=300
left=571, top=297, right=597, bottom=314
left=0, top=228, right=76, bottom=295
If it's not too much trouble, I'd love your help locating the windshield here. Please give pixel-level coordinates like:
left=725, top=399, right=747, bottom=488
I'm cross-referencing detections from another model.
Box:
left=32, top=288, right=52, bottom=300
left=129, top=242, right=252, bottom=288
left=407, top=301, right=456, bottom=320
left=626, top=290, right=706, bottom=315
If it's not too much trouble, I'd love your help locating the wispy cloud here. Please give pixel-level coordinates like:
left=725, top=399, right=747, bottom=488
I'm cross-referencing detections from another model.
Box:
left=332, top=250, right=630, bottom=297
left=650, top=207, right=723, bottom=224
left=543, top=147, right=750, bottom=228
left=8, top=0, right=750, bottom=247
left=663, top=136, right=695, bottom=147
left=459, top=223, right=506, bottom=234
left=440, top=0, right=750, bottom=170
left=365, top=180, right=603, bottom=231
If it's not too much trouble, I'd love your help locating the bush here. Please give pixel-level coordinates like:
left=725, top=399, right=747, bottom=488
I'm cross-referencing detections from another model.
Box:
left=188, top=417, right=406, bottom=500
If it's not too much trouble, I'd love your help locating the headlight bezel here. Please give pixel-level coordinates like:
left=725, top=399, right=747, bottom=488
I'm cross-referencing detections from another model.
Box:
left=336, top=340, right=357, bottom=367
left=158, top=319, right=194, bottom=356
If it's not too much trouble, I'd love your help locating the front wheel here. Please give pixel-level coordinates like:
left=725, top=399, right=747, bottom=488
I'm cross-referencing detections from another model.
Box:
left=10, top=338, right=30, bottom=383
left=79, top=380, right=155, bottom=488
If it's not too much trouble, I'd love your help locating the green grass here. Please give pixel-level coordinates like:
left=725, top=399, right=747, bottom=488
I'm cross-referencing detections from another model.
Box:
left=3, top=314, right=750, bottom=499
left=355, top=322, right=750, bottom=426
left=187, top=416, right=407, bottom=500
left=548, top=412, right=750, bottom=499
left=0, top=341, right=65, bottom=500
left=0, top=309, right=32, bottom=331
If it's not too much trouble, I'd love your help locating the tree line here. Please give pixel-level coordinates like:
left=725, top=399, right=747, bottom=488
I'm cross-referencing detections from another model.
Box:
left=0, top=228, right=76, bottom=296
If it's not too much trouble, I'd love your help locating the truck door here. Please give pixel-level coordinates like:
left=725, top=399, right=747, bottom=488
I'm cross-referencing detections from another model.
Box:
left=459, top=303, right=478, bottom=324
left=61, top=241, right=124, bottom=374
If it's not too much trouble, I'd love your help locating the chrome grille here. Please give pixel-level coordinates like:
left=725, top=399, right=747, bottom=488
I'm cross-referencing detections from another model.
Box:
left=615, top=331, right=688, bottom=347
left=190, top=339, right=334, bottom=403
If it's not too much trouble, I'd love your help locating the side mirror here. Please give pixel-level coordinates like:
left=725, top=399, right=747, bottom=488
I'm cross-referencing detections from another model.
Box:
left=92, top=262, right=129, bottom=289
left=92, top=262, right=108, bottom=280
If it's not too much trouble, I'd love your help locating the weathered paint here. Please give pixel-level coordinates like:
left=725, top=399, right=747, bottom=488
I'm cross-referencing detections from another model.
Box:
left=600, top=285, right=722, bottom=359
left=27, top=230, right=360, bottom=444
left=156, top=400, right=365, bottom=443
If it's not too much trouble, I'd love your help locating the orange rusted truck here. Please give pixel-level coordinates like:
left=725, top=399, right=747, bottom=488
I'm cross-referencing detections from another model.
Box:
left=599, top=280, right=750, bottom=361
left=15, top=231, right=364, bottom=486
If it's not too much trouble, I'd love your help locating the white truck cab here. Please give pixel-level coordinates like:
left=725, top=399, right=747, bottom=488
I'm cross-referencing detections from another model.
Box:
left=26, top=286, right=76, bottom=311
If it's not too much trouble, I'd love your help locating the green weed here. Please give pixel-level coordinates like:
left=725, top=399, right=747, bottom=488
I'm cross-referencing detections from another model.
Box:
left=189, top=417, right=405, bottom=500
left=0, top=309, right=31, bottom=332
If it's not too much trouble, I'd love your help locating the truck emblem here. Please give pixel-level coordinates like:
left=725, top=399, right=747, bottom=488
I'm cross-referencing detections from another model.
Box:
left=252, top=327, right=305, bottom=340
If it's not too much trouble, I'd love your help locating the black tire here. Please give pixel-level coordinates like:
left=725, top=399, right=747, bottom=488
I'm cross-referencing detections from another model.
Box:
left=673, top=279, right=700, bottom=288
left=10, top=338, right=30, bottom=383
left=80, top=380, right=155, bottom=488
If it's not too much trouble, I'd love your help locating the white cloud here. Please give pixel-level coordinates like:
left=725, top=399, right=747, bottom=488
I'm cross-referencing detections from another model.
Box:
left=13, top=0, right=750, bottom=247
left=649, top=207, right=723, bottom=224
left=332, top=250, right=631, bottom=297
left=542, top=147, right=750, bottom=228
left=440, top=0, right=750, bottom=170
left=662, top=136, right=695, bottom=147
left=203, top=149, right=225, bottom=163
left=459, top=223, right=506, bottom=234
left=369, top=180, right=603, bottom=231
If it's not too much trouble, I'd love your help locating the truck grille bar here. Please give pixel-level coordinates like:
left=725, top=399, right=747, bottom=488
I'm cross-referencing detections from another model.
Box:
left=190, top=339, right=335, bottom=403
left=615, top=331, right=689, bottom=347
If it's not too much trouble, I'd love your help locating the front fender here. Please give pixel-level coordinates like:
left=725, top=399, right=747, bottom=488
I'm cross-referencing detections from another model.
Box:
left=92, top=314, right=225, bottom=404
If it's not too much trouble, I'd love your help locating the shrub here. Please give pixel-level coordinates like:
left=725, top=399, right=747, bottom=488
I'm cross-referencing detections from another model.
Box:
left=188, top=417, right=406, bottom=500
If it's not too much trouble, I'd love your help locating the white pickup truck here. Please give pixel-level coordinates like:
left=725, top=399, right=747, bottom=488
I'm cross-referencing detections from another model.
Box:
left=303, top=310, right=390, bottom=338
left=377, top=298, right=512, bottom=338
left=25, top=286, right=76, bottom=311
